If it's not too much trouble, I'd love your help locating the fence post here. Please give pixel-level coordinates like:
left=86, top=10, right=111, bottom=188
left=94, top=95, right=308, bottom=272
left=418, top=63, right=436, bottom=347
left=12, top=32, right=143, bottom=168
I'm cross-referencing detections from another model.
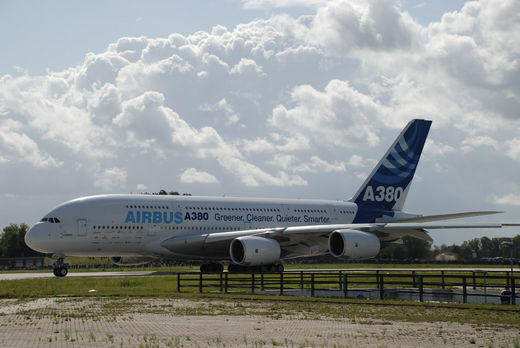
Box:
left=261, top=273, right=264, bottom=291
left=311, top=273, right=315, bottom=297
left=280, top=272, right=284, bottom=296
left=199, top=272, right=203, bottom=293
left=506, top=272, right=510, bottom=289
left=462, top=276, right=467, bottom=304
left=511, top=275, right=516, bottom=305
left=339, top=270, right=342, bottom=290
left=225, top=272, right=228, bottom=293
left=343, top=274, right=348, bottom=298
left=483, top=272, right=487, bottom=304
left=418, top=275, right=423, bottom=302
left=251, top=273, right=255, bottom=294
left=177, top=273, right=181, bottom=292
left=379, top=274, right=384, bottom=300
left=300, top=271, right=304, bottom=290
left=472, top=271, right=476, bottom=290
left=441, top=271, right=445, bottom=289
left=412, top=271, right=416, bottom=288
left=219, top=273, right=223, bottom=292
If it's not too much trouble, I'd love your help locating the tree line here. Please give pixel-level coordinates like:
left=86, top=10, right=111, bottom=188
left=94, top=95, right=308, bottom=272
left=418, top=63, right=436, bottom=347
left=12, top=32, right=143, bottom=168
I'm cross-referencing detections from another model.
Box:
left=0, top=224, right=41, bottom=257
left=377, top=235, right=519, bottom=263
left=1, top=223, right=518, bottom=263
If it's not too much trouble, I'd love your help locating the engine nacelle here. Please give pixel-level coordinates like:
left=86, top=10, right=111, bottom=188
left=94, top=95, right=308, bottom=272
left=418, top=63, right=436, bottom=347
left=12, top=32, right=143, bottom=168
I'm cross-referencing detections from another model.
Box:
left=230, top=236, right=281, bottom=266
left=110, top=256, right=154, bottom=266
left=328, top=230, right=380, bottom=259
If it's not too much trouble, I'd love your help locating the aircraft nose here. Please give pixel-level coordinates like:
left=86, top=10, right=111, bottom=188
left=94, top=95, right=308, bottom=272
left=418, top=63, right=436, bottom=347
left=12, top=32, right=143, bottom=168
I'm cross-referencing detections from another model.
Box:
left=25, top=223, right=52, bottom=253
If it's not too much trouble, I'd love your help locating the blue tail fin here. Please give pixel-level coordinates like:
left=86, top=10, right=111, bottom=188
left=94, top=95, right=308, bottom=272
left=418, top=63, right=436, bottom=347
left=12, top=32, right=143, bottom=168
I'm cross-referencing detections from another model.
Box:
left=351, top=119, right=431, bottom=212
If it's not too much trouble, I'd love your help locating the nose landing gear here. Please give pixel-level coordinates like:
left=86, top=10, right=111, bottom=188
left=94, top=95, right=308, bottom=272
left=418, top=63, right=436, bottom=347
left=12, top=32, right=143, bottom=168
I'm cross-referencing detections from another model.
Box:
left=52, top=258, right=68, bottom=277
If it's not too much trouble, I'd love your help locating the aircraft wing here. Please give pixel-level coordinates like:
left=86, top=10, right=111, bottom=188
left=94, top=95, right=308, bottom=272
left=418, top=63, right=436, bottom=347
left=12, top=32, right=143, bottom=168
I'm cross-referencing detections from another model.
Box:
left=202, top=219, right=516, bottom=244
left=267, top=221, right=515, bottom=243
left=378, top=211, right=503, bottom=223
left=161, top=215, right=519, bottom=259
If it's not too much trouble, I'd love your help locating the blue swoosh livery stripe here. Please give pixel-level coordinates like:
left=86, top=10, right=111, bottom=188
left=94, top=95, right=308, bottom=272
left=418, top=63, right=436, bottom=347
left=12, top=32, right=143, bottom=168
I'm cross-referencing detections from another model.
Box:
left=353, top=119, right=432, bottom=220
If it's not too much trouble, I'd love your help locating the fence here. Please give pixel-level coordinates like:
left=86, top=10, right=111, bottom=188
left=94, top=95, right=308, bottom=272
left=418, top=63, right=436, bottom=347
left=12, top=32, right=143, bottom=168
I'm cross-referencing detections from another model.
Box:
left=176, top=269, right=519, bottom=305
left=0, top=257, right=45, bottom=270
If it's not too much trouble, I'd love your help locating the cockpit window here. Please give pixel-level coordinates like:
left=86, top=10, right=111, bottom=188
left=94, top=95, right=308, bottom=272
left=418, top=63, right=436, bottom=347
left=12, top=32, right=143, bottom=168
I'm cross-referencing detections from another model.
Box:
left=40, top=217, right=60, bottom=223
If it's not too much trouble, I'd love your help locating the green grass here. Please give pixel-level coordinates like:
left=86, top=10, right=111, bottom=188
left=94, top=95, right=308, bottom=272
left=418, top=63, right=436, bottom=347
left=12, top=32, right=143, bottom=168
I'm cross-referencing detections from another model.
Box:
left=0, top=275, right=179, bottom=297
left=1, top=266, right=515, bottom=294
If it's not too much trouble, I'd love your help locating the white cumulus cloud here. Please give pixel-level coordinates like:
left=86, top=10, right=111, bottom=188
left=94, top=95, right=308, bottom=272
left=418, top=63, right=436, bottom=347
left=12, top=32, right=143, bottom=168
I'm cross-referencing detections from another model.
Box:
left=94, top=167, right=127, bottom=190
left=0, top=119, right=61, bottom=168
left=179, top=168, right=220, bottom=184
left=1, top=0, right=520, bottom=237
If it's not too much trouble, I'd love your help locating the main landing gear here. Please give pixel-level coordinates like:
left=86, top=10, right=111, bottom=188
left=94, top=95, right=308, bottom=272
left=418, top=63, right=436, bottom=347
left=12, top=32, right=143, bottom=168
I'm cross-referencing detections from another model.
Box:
left=52, top=257, right=68, bottom=277
left=199, top=263, right=285, bottom=273
left=200, top=263, right=224, bottom=273
left=228, top=264, right=284, bottom=273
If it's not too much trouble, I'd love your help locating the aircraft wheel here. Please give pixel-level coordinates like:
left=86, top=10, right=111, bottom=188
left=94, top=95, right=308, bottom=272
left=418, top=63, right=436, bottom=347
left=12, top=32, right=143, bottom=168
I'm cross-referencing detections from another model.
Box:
left=276, top=264, right=284, bottom=273
left=55, top=267, right=68, bottom=277
left=200, top=263, right=224, bottom=273
left=228, top=264, right=240, bottom=272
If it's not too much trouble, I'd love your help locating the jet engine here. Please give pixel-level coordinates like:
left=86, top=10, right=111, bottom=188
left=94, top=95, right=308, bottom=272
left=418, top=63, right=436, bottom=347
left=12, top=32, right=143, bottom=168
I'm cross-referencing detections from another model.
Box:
left=328, top=230, right=380, bottom=259
left=110, top=256, right=154, bottom=266
left=230, top=236, right=281, bottom=266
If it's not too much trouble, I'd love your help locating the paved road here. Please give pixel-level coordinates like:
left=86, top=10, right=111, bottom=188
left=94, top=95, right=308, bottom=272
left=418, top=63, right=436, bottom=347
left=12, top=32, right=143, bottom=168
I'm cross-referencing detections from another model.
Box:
left=0, top=270, right=155, bottom=280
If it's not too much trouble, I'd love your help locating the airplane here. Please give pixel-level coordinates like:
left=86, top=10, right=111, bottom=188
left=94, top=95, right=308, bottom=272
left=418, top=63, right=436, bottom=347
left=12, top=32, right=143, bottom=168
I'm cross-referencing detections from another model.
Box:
left=24, top=119, right=518, bottom=276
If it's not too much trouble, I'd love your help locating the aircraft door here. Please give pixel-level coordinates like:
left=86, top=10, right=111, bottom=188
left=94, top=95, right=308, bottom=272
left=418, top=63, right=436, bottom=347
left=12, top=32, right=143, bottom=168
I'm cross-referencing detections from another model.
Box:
left=280, top=204, right=293, bottom=225
left=148, top=225, right=156, bottom=237
left=331, top=207, right=339, bottom=223
left=76, top=218, right=87, bottom=237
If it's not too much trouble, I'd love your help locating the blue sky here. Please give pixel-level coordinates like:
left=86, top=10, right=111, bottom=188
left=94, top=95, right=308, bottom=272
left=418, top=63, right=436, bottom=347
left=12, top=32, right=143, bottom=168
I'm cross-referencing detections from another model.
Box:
left=1, top=0, right=519, bottom=246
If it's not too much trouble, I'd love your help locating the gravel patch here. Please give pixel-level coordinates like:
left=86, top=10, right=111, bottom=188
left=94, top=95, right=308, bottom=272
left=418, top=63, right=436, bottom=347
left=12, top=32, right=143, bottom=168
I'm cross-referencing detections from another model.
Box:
left=0, top=298, right=518, bottom=347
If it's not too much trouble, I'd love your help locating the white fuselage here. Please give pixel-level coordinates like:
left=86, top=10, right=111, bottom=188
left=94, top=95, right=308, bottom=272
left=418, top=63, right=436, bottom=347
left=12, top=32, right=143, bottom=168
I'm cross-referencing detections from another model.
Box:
left=26, top=194, right=360, bottom=259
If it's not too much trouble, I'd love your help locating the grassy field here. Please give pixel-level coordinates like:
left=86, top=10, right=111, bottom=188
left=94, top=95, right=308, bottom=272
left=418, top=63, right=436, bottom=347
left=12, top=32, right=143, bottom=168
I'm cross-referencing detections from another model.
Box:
left=0, top=276, right=179, bottom=298
left=0, top=274, right=519, bottom=330
left=2, top=262, right=517, bottom=293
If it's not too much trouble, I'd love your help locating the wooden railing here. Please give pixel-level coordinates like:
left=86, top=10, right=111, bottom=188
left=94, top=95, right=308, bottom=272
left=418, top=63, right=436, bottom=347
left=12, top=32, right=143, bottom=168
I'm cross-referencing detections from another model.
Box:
left=176, top=269, right=519, bottom=305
